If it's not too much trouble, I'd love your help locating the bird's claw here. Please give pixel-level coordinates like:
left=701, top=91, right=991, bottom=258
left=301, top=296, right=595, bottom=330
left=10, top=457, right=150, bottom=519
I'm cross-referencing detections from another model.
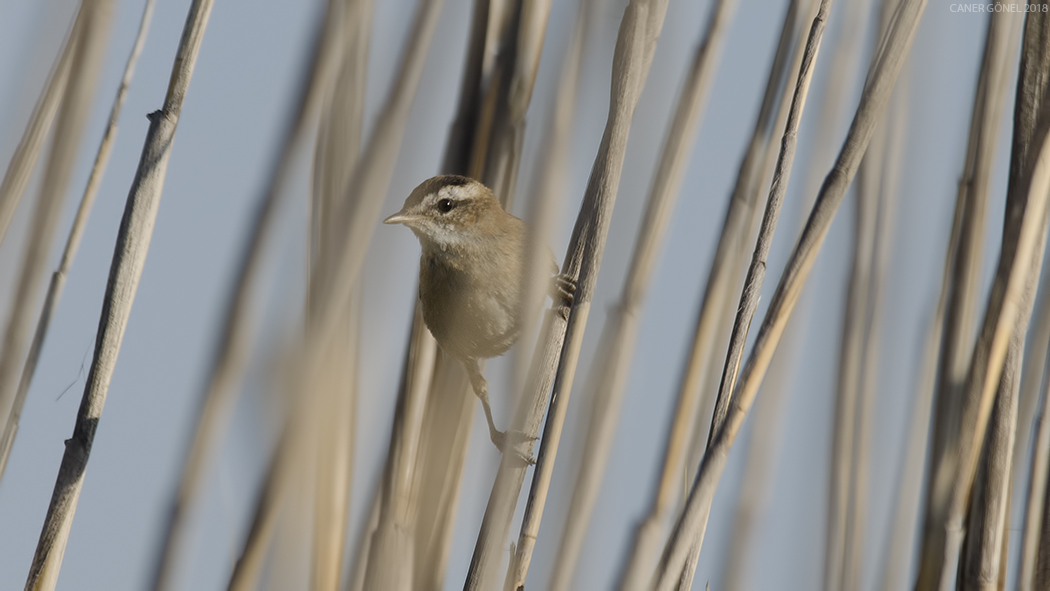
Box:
left=491, top=428, right=538, bottom=465
left=553, top=273, right=576, bottom=305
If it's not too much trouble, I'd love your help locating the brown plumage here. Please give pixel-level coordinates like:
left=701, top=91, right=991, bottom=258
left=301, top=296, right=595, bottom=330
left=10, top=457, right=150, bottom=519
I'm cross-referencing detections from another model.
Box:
left=384, top=175, right=566, bottom=457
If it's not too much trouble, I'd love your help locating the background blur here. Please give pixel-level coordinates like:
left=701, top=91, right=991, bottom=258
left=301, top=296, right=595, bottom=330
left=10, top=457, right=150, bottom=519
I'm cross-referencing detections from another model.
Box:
left=0, top=0, right=1009, bottom=589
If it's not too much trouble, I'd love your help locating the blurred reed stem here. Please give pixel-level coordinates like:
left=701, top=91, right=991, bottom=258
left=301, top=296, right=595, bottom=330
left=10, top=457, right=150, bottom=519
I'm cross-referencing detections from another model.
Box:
left=652, top=0, right=927, bottom=586
left=722, top=2, right=874, bottom=588
left=25, top=1, right=202, bottom=589
left=148, top=1, right=351, bottom=586
left=227, top=0, right=445, bottom=587
left=914, top=9, right=1019, bottom=590
left=464, top=2, right=670, bottom=589
left=0, top=0, right=105, bottom=478
left=1019, top=325, right=1050, bottom=589
left=0, top=0, right=155, bottom=484
left=826, top=2, right=903, bottom=588
left=0, top=3, right=77, bottom=249
left=307, top=2, right=371, bottom=589
left=676, top=1, right=833, bottom=587
left=617, top=2, right=812, bottom=587
left=1013, top=229, right=1050, bottom=518
left=538, top=1, right=739, bottom=588
left=916, top=10, right=1050, bottom=588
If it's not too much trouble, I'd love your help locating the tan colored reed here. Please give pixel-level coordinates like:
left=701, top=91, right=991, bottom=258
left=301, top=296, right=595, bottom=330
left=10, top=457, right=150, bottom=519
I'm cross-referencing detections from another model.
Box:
left=0, top=0, right=155, bottom=484
left=25, top=1, right=203, bottom=589
left=651, top=0, right=928, bottom=586
left=464, top=2, right=670, bottom=589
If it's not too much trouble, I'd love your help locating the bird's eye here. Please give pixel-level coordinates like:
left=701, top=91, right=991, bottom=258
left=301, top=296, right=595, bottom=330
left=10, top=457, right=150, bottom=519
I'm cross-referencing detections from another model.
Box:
left=437, top=198, right=455, bottom=213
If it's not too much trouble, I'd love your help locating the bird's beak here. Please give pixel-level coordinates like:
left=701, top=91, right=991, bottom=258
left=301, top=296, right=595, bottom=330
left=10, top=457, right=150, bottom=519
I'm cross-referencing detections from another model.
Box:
left=383, top=212, right=419, bottom=226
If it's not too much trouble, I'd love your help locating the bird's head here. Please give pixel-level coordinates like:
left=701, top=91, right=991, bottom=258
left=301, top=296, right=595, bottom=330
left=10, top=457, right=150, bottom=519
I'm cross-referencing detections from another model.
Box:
left=383, top=175, right=502, bottom=250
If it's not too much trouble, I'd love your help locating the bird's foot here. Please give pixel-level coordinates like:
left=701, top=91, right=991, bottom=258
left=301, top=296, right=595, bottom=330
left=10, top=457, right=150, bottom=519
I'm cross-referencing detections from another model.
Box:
left=490, top=428, right=538, bottom=465
left=553, top=273, right=576, bottom=305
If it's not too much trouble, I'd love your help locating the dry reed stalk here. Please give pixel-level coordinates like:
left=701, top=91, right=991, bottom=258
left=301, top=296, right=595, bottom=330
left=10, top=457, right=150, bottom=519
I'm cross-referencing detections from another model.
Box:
left=0, top=0, right=108, bottom=468
left=881, top=19, right=1015, bottom=590
left=651, top=0, right=927, bottom=586
left=362, top=307, right=437, bottom=590
left=916, top=10, right=1050, bottom=589
left=617, top=3, right=813, bottom=587
left=1013, top=242, right=1050, bottom=521
left=407, top=2, right=552, bottom=586
left=880, top=19, right=1016, bottom=588
left=148, top=2, right=352, bottom=587
left=1019, top=333, right=1050, bottom=589
left=826, top=75, right=880, bottom=591
left=720, top=304, right=800, bottom=591
left=879, top=295, right=947, bottom=591
left=914, top=10, right=1019, bottom=589
left=464, top=2, right=669, bottom=589
left=944, top=128, right=1050, bottom=590
left=826, top=3, right=904, bottom=587
left=1014, top=249, right=1050, bottom=508
left=960, top=361, right=1018, bottom=590
left=674, top=2, right=834, bottom=588
left=849, top=51, right=908, bottom=591
left=976, top=22, right=1050, bottom=585
left=24, top=2, right=204, bottom=590
left=705, top=0, right=829, bottom=452
left=681, top=0, right=820, bottom=488
left=0, top=5, right=77, bottom=249
left=722, top=4, right=874, bottom=589
left=307, top=4, right=371, bottom=589
left=347, top=476, right=382, bottom=591
left=0, top=0, right=155, bottom=484
left=512, top=0, right=590, bottom=403
left=227, top=0, right=445, bottom=587
left=480, top=0, right=552, bottom=203
left=536, top=2, right=739, bottom=589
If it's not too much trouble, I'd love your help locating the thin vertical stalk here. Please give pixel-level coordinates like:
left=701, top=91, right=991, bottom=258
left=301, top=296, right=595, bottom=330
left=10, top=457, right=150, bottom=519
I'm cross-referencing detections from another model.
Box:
left=916, top=10, right=1050, bottom=589
left=681, top=0, right=817, bottom=487
left=878, top=291, right=946, bottom=591
left=674, top=3, right=833, bottom=589
left=1013, top=246, right=1050, bottom=525
left=24, top=2, right=206, bottom=590
left=0, top=0, right=105, bottom=464
left=914, top=10, right=1020, bottom=589
left=705, top=0, right=830, bottom=446
left=148, top=2, right=350, bottom=587
left=1019, top=332, right=1050, bottom=590
left=538, top=2, right=739, bottom=589
left=1014, top=247, right=1050, bottom=505
left=307, top=3, right=371, bottom=589
left=362, top=308, right=436, bottom=591
left=617, top=2, right=811, bottom=587
left=941, top=125, right=1050, bottom=591
left=227, top=0, right=445, bottom=587
left=826, top=4, right=903, bottom=587
left=464, top=2, right=669, bottom=589
left=651, top=0, right=927, bottom=586
left=0, top=0, right=155, bottom=484
left=722, top=2, right=874, bottom=588
left=0, top=5, right=77, bottom=249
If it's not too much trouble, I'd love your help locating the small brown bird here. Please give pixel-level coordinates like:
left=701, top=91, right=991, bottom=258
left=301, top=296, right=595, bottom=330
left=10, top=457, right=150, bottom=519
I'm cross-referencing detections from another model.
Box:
left=384, top=175, right=572, bottom=457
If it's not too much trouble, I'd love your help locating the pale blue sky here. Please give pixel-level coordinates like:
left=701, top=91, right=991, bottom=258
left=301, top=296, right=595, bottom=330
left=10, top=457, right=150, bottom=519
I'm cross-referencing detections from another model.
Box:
left=0, top=1, right=1004, bottom=589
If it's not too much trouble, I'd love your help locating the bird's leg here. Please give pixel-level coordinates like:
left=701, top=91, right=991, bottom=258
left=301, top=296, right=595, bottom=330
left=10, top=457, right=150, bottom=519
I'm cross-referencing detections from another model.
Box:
left=464, top=359, right=536, bottom=464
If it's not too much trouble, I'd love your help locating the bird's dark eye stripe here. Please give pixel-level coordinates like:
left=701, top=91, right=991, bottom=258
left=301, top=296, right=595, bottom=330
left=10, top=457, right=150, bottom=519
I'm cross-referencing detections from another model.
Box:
left=437, top=198, right=455, bottom=213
